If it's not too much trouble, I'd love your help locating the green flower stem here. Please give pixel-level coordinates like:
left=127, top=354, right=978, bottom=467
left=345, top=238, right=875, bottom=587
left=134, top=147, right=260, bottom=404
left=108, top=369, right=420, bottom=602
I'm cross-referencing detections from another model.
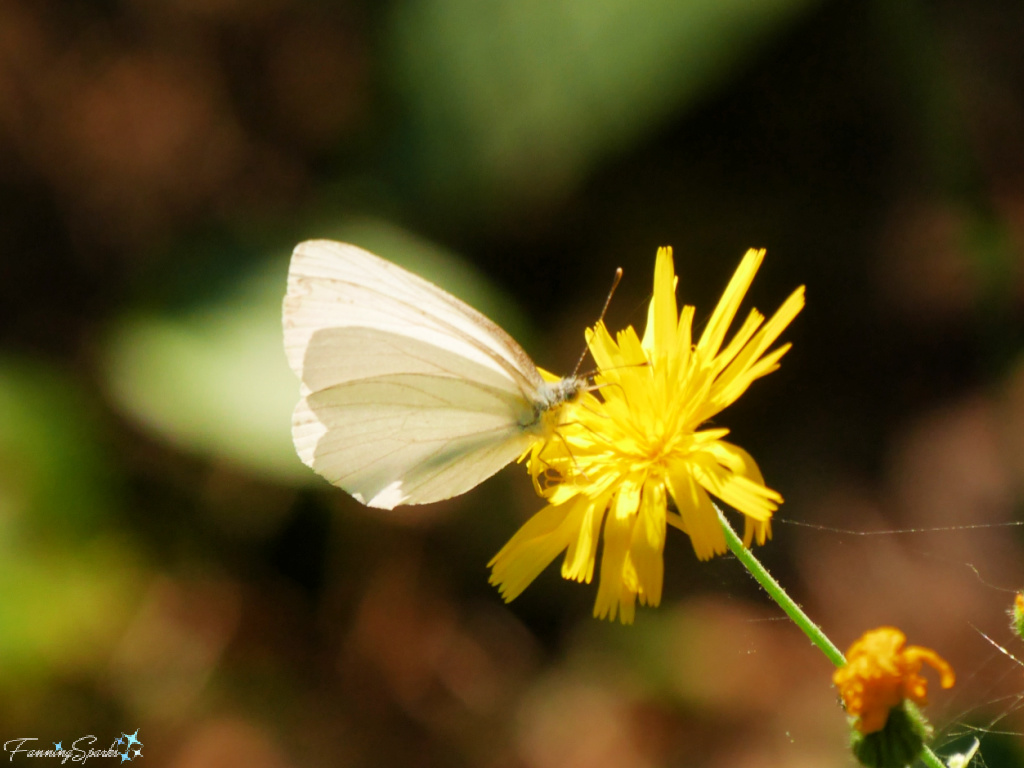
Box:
left=715, top=506, right=948, bottom=768
left=715, top=505, right=844, bottom=665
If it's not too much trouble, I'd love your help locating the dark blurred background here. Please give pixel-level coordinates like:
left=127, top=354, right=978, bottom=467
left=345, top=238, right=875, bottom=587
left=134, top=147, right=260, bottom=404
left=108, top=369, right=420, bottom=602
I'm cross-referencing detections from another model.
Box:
left=2, top=1, right=1024, bottom=766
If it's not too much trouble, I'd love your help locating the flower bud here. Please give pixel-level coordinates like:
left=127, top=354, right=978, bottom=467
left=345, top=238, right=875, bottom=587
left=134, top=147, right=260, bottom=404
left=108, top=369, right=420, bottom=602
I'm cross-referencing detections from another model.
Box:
left=1010, top=593, right=1024, bottom=641
left=833, top=627, right=955, bottom=768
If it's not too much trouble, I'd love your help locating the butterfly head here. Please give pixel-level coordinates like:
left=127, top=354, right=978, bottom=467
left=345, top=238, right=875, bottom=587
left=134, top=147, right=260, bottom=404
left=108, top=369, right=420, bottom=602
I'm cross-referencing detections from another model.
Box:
left=537, top=375, right=584, bottom=411
left=519, top=375, right=585, bottom=434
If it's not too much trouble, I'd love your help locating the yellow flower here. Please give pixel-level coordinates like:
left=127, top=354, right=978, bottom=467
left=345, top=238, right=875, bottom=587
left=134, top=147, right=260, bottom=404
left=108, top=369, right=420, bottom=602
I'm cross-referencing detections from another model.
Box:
left=488, top=246, right=804, bottom=623
left=833, top=627, right=956, bottom=734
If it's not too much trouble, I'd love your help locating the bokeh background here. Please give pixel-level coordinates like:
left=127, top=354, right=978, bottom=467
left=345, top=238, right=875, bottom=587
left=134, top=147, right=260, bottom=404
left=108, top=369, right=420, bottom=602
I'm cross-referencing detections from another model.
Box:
left=2, top=1, right=1024, bottom=766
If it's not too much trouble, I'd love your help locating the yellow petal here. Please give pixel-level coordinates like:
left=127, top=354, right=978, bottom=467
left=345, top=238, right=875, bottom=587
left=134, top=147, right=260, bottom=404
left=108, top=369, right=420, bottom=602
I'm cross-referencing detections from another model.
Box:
left=711, top=308, right=764, bottom=377
left=642, top=246, right=679, bottom=357
left=743, top=516, right=772, bottom=547
left=703, top=440, right=768, bottom=485
left=628, top=479, right=667, bottom=606
left=593, top=483, right=640, bottom=622
left=903, top=646, right=956, bottom=690
left=489, top=502, right=586, bottom=601
left=561, top=495, right=609, bottom=584
left=586, top=322, right=620, bottom=372
left=690, top=453, right=778, bottom=522
left=701, top=285, right=804, bottom=419
left=666, top=468, right=726, bottom=560
left=696, top=248, right=764, bottom=360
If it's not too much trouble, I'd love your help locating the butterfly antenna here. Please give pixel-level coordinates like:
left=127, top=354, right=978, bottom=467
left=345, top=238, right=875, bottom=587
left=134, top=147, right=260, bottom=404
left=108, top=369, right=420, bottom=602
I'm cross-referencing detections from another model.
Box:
left=572, top=267, right=623, bottom=377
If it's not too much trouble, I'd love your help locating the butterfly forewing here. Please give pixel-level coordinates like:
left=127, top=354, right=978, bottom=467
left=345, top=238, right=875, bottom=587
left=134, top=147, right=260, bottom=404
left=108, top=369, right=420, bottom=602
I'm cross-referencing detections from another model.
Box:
left=285, top=241, right=544, bottom=394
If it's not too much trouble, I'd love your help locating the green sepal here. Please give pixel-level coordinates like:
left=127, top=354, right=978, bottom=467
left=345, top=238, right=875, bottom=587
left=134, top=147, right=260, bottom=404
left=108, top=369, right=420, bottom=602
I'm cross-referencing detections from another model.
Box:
left=1010, top=594, right=1024, bottom=641
left=850, top=701, right=932, bottom=768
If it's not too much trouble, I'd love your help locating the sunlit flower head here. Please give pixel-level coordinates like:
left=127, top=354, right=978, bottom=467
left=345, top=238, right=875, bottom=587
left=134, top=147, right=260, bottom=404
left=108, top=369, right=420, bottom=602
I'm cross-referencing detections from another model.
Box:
left=489, top=246, right=804, bottom=623
left=833, top=627, right=955, bottom=734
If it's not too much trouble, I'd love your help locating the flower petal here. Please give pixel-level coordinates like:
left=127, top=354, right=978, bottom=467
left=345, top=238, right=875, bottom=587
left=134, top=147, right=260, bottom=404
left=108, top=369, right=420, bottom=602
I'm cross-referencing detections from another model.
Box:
left=666, top=467, right=726, bottom=560
left=834, top=627, right=955, bottom=734
left=690, top=450, right=779, bottom=521
left=628, top=479, right=667, bottom=606
left=562, top=494, right=611, bottom=584
left=703, top=440, right=768, bottom=484
left=700, top=285, right=804, bottom=420
left=696, top=248, right=764, bottom=360
left=593, top=482, right=640, bottom=623
left=489, top=501, right=587, bottom=601
left=743, top=516, right=772, bottom=547
left=642, top=246, right=679, bottom=357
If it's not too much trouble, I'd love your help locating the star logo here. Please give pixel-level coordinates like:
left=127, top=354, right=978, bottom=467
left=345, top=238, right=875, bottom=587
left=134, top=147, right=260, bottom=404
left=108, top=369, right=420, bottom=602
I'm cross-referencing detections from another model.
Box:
left=115, top=730, right=143, bottom=761
left=53, top=742, right=62, bottom=752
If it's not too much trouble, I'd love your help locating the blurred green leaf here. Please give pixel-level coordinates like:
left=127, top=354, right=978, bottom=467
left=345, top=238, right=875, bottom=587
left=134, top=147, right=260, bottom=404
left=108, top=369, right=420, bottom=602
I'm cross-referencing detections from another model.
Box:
left=102, top=259, right=305, bottom=483
left=390, top=0, right=819, bottom=215
left=0, top=359, right=117, bottom=540
left=0, top=359, right=141, bottom=688
left=0, top=540, right=142, bottom=688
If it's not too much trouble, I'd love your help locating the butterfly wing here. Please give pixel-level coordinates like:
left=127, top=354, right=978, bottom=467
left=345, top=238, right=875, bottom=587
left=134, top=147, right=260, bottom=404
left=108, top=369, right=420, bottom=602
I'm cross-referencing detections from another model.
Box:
left=284, top=240, right=550, bottom=508
left=293, top=365, right=539, bottom=508
left=284, top=240, right=545, bottom=394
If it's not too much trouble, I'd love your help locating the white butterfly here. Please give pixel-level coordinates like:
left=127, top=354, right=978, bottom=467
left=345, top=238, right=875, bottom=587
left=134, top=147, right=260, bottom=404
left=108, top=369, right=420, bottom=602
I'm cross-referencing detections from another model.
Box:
left=283, top=240, right=582, bottom=509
